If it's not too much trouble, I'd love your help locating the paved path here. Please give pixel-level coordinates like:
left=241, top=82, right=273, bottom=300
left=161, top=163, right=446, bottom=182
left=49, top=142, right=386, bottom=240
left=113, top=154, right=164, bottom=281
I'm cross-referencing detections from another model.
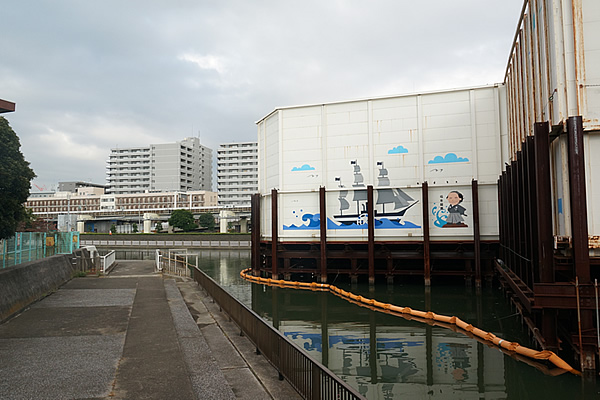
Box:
left=0, top=260, right=301, bottom=400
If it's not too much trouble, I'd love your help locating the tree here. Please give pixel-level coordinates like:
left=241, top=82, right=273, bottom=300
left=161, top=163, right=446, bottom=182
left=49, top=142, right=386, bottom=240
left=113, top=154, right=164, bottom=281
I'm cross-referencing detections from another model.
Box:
left=155, top=222, right=163, bottom=233
left=110, top=223, right=117, bottom=234
left=132, top=223, right=138, bottom=233
left=0, top=117, right=36, bottom=240
left=169, top=209, right=197, bottom=231
left=198, top=212, right=215, bottom=231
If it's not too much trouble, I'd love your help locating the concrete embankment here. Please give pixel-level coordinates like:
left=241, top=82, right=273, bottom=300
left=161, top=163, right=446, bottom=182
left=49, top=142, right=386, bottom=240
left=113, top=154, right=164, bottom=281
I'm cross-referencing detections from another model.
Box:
left=81, top=233, right=251, bottom=249
left=0, top=248, right=92, bottom=323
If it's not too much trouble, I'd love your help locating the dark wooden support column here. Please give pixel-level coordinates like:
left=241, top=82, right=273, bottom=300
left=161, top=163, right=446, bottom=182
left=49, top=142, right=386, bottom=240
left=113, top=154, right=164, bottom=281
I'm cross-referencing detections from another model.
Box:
left=534, top=121, right=554, bottom=283
left=319, top=187, right=327, bottom=283
left=521, top=142, right=532, bottom=287
left=498, top=175, right=505, bottom=262
left=422, top=182, right=431, bottom=286
left=271, top=189, right=279, bottom=280
left=525, top=136, right=539, bottom=285
left=251, top=193, right=261, bottom=275
left=472, top=180, right=481, bottom=287
left=534, top=122, right=559, bottom=354
left=508, top=163, right=517, bottom=275
left=515, top=153, right=523, bottom=279
left=367, top=185, right=375, bottom=286
left=567, top=116, right=595, bottom=371
left=567, top=116, right=590, bottom=283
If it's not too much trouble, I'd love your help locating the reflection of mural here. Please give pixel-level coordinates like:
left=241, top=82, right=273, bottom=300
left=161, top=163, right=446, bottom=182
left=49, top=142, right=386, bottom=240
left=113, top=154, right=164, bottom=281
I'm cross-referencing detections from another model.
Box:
left=431, top=190, right=468, bottom=228
left=437, top=342, right=472, bottom=382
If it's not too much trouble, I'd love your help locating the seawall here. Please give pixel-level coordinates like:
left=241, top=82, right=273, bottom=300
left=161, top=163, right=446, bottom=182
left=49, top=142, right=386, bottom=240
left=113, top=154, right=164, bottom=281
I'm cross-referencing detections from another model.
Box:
left=81, top=233, right=251, bottom=249
left=0, top=248, right=91, bottom=323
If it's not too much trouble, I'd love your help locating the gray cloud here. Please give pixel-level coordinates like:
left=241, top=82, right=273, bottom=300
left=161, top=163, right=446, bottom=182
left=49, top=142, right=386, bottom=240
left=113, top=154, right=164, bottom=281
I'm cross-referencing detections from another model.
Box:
left=1, top=0, right=523, bottom=188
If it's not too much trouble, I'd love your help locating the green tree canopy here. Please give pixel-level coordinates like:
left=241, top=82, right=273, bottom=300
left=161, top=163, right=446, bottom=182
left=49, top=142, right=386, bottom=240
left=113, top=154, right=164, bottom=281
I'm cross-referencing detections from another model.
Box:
left=0, top=117, right=36, bottom=240
left=198, top=212, right=215, bottom=231
left=169, top=209, right=197, bottom=232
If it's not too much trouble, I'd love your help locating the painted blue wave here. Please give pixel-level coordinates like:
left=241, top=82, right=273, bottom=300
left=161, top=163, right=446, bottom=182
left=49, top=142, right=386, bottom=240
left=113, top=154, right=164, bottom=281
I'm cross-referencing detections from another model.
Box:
left=284, top=213, right=421, bottom=230
left=327, top=217, right=420, bottom=230
left=283, top=213, right=321, bottom=230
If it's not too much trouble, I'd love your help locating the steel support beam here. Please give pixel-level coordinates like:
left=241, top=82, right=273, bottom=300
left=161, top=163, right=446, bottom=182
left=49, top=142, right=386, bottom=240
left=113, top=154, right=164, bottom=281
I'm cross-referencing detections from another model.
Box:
left=472, top=180, right=481, bottom=287
left=367, top=186, right=375, bottom=285
left=251, top=193, right=261, bottom=275
left=422, top=182, right=431, bottom=286
left=271, top=189, right=278, bottom=279
left=567, top=116, right=590, bottom=283
left=534, top=121, right=554, bottom=283
left=319, top=187, right=327, bottom=283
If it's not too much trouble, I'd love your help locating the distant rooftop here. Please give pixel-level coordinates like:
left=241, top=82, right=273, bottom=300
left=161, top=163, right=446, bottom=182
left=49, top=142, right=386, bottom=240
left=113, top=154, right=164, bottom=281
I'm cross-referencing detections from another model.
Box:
left=0, top=98, right=16, bottom=113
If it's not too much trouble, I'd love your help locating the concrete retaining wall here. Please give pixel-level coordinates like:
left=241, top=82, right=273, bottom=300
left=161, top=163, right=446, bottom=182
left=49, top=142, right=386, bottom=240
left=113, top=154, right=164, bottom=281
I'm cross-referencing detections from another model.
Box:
left=81, top=233, right=251, bottom=249
left=0, top=249, right=91, bottom=323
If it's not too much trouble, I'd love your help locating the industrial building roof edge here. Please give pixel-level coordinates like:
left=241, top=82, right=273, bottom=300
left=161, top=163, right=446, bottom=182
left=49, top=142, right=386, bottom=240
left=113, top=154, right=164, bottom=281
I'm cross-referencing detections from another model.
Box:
left=254, top=82, right=504, bottom=125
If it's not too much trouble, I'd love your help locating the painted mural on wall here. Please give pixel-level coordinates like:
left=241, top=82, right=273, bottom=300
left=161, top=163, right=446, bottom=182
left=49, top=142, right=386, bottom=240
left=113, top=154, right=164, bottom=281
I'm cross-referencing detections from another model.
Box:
left=431, top=190, right=468, bottom=228
left=283, top=160, right=421, bottom=230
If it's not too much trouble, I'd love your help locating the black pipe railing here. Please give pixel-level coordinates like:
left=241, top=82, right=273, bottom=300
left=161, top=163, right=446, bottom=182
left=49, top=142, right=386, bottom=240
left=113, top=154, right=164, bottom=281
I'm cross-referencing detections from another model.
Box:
left=191, top=266, right=365, bottom=400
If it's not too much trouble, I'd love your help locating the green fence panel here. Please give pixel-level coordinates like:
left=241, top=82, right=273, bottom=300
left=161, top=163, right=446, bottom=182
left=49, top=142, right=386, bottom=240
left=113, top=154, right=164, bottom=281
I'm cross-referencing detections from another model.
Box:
left=0, top=232, right=80, bottom=269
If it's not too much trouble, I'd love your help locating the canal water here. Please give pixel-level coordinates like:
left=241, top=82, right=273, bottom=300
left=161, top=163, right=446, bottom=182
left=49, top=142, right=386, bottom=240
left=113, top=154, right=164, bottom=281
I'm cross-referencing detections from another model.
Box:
left=114, top=249, right=598, bottom=399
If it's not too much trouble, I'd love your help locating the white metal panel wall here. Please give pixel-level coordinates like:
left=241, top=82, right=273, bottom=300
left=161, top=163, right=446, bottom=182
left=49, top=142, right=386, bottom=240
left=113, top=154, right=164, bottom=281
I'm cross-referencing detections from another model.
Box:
left=586, top=134, right=600, bottom=236
left=504, top=0, right=600, bottom=157
left=582, top=0, right=600, bottom=125
left=258, top=86, right=505, bottom=242
left=258, top=112, right=280, bottom=194
left=281, top=106, right=324, bottom=192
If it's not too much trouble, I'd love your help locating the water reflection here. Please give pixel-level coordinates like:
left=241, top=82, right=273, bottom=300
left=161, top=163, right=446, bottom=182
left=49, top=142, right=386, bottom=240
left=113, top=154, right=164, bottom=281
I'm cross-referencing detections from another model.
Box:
left=119, top=248, right=596, bottom=399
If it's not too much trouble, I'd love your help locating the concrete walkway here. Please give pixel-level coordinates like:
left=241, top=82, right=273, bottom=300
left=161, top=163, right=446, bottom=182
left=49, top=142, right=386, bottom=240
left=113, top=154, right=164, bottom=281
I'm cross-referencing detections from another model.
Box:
left=0, top=260, right=301, bottom=400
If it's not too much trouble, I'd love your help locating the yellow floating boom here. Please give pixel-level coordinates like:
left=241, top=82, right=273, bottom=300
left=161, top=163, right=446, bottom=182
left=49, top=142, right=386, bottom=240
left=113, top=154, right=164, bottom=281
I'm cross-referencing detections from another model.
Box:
left=240, top=268, right=579, bottom=376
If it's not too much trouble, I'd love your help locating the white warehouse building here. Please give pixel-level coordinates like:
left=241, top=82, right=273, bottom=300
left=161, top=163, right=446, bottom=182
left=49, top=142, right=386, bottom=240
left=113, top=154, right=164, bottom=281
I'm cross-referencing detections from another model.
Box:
left=106, top=137, right=212, bottom=194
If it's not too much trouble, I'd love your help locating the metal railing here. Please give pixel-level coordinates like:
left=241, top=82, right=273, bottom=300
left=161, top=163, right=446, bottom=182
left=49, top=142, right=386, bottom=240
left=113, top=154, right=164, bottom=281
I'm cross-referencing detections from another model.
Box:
left=155, top=249, right=194, bottom=277
left=101, top=250, right=116, bottom=274
left=1, top=232, right=80, bottom=269
left=190, top=265, right=364, bottom=400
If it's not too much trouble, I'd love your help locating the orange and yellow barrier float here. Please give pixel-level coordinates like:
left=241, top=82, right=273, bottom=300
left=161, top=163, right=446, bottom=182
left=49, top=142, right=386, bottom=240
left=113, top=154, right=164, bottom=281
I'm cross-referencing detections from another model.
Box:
left=240, top=268, right=579, bottom=376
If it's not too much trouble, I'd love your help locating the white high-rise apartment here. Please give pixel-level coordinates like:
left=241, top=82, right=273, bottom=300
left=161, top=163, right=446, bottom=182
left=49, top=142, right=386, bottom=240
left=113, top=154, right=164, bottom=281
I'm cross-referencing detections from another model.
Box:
left=106, top=137, right=212, bottom=194
left=217, top=142, right=258, bottom=207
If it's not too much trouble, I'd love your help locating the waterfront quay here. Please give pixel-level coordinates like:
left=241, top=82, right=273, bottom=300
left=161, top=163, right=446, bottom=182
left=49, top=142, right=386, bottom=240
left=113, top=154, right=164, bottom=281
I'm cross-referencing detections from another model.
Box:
left=0, top=259, right=299, bottom=400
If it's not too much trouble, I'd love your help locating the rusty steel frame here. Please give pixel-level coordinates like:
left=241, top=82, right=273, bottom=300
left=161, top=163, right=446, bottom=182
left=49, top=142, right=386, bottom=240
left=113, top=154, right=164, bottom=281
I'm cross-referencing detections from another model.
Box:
left=567, top=116, right=590, bottom=283
left=496, top=117, right=598, bottom=367
left=422, top=182, right=431, bottom=286
left=271, top=189, right=278, bottom=279
left=319, top=187, right=327, bottom=283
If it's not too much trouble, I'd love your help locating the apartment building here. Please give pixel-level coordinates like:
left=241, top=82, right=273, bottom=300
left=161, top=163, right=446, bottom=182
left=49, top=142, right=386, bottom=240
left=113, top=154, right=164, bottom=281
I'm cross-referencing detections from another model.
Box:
left=217, top=142, right=258, bottom=207
left=106, top=137, right=212, bottom=194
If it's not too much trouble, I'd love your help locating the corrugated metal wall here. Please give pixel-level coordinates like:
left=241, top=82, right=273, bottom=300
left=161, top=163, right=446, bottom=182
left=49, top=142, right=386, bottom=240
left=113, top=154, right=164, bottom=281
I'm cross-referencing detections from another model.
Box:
left=504, top=0, right=599, bottom=158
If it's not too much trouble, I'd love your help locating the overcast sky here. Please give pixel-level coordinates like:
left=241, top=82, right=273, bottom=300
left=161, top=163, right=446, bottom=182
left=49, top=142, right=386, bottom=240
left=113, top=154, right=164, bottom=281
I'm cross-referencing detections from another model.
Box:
left=1, top=0, right=524, bottom=191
